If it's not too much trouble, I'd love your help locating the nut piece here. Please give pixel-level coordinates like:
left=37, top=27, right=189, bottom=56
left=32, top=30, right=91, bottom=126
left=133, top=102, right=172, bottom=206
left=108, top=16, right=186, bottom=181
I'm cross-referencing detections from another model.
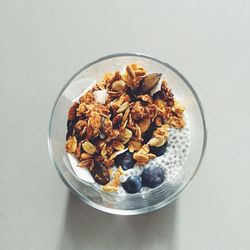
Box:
left=82, top=141, right=96, bottom=154
left=65, top=136, right=77, bottom=153
left=140, top=73, right=162, bottom=93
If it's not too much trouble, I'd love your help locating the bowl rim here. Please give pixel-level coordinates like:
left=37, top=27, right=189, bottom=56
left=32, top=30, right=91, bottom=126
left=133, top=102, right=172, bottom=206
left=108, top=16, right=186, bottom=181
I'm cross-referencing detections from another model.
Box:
left=48, top=52, right=207, bottom=215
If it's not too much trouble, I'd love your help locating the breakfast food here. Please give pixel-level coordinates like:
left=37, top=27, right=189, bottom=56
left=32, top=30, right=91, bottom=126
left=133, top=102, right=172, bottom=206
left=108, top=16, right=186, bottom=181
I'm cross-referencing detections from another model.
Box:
left=65, top=63, right=189, bottom=194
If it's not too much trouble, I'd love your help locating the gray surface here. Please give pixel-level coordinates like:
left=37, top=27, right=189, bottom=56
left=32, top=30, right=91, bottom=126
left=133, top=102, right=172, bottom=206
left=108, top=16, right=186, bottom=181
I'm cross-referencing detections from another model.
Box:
left=1, top=1, right=250, bottom=249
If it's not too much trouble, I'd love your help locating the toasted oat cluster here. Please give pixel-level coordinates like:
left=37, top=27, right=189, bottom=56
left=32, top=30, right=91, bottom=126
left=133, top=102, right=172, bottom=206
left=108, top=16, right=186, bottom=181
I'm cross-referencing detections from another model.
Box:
left=65, top=64, right=185, bottom=192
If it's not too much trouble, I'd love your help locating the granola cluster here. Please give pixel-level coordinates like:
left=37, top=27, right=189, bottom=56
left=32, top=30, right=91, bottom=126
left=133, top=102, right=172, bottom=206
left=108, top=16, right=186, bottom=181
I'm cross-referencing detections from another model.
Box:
left=65, top=64, right=185, bottom=190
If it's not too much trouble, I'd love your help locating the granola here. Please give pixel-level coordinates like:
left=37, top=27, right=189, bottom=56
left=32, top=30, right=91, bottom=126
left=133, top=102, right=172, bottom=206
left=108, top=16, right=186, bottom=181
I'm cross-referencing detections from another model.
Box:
left=65, top=63, right=186, bottom=192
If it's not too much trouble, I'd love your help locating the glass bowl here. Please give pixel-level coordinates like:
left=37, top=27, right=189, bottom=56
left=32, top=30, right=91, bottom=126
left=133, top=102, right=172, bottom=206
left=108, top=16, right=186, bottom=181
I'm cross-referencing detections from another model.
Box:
left=48, top=53, right=207, bottom=215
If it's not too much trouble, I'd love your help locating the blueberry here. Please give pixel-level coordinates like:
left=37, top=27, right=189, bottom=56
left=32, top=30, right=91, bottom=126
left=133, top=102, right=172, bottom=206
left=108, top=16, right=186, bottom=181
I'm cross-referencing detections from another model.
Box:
left=142, top=123, right=157, bottom=143
left=141, top=166, right=165, bottom=188
left=115, top=151, right=135, bottom=170
left=150, top=141, right=168, bottom=156
left=122, top=176, right=142, bottom=194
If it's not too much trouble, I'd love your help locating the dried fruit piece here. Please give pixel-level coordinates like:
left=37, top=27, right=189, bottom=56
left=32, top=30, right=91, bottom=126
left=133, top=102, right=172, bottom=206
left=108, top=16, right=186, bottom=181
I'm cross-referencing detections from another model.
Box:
left=140, top=73, right=162, bottom=93
left=68, top=102, right=79, bottom=120
left=65, top=136, right=77, bottom=153
left=82, top=141, right=96, bottom=154
left=89, top=163, right=110, bottom=185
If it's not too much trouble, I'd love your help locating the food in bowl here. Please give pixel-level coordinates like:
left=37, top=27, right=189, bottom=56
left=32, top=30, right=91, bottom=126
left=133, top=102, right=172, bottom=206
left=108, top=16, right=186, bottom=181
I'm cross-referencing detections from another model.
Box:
left=65, top=63, right=190, bottom=194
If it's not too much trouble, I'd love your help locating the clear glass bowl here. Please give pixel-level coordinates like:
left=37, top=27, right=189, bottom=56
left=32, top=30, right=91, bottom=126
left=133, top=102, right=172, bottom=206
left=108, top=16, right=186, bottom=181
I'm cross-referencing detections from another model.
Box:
left=48, top=53, right=207, bottom=215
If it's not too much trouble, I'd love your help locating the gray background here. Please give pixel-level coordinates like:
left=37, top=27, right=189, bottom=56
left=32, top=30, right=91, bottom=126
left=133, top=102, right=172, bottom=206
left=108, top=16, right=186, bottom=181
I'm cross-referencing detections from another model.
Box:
left=1, top=1, right=250, bottom=250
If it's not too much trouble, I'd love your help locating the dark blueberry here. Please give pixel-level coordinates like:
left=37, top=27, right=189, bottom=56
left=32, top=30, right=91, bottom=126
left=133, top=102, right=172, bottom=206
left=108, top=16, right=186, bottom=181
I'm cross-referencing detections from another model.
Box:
left=141, top=166, right=165, bottom=188
left=122, top=176, right=142, bottom=194
left=150, top=141, right=168, bottom=156
left=115, top=151, right=135, bottom=170
left=142, top=123, right=157, bottom=143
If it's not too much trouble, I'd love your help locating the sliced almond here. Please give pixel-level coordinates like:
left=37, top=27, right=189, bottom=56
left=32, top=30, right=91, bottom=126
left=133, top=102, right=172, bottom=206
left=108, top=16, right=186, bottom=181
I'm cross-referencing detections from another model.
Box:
left=117, top=102, right=129, bottom=113
left=122, top=107, right=130, bottom=122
